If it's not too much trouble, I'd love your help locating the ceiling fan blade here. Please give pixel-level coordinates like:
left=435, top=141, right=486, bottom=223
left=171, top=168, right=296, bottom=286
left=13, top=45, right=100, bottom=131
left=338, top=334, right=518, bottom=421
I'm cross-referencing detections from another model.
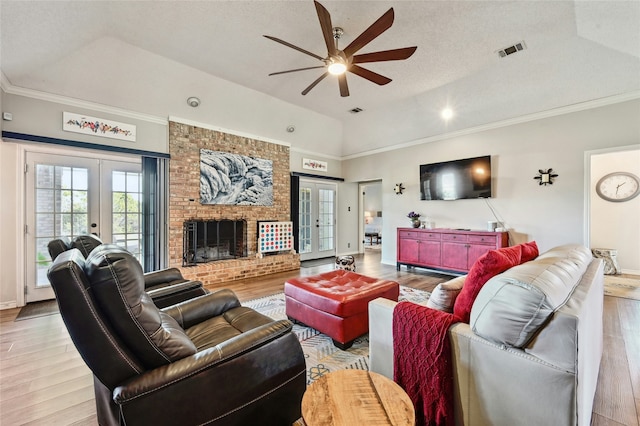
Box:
left=348, top=65, right=392, bottom=85
left=353, top=46, right=417, bottom=64
left=302, top=72, right=329, bottom=95
left=263, top=35, right=324, bottom=61
left=314, top=1, right=337, bottom=55
left=338, top=74, right=349, bottom=97
left=343, top=8, right=394, bottom=58
left=268, top=66, right=326, bottom=76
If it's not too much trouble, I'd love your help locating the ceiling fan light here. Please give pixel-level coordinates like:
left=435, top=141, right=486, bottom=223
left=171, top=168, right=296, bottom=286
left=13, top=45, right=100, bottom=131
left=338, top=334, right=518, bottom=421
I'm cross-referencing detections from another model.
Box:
left=328, top=62, right=347, bottom=75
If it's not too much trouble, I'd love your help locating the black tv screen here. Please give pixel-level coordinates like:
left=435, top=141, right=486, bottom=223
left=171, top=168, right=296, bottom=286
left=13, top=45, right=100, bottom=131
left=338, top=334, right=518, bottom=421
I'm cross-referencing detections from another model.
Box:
left=420, top=155, right=492, bottom=200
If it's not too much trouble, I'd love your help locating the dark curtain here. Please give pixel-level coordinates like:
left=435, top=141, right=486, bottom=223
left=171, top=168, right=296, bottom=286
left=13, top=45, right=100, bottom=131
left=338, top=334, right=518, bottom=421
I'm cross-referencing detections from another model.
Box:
left=290, top=174, right=300, bottom=253
left=142, top=156, right=169, bottom=272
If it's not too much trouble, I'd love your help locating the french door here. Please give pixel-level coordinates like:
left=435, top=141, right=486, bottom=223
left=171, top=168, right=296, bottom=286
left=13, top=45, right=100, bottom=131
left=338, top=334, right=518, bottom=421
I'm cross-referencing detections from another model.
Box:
left=298, top=180, right=336, bottom=261
left=25, top=152, right=141, bottom=302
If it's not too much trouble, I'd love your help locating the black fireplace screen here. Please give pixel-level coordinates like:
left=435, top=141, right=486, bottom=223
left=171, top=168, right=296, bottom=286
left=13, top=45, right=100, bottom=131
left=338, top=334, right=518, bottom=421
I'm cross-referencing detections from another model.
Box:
left=183, top=219, right=247, bottom=266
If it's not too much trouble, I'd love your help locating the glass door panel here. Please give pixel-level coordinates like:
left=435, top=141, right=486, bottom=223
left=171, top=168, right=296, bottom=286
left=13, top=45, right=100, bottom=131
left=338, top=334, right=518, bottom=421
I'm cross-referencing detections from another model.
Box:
left=103, top=161, right=143, bottom=262
left=298, top=180, right=336, bottom=261
left=25, top=153, right=141, bottom=303
left=26, top=154, right=99, bottom=302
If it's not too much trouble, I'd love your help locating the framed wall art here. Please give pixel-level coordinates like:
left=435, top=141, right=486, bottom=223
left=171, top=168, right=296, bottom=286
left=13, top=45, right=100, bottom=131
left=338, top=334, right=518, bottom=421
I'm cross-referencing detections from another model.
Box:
left=63, top=112, right=136, bottom=142
left=200, top=149, right=273, bottom=206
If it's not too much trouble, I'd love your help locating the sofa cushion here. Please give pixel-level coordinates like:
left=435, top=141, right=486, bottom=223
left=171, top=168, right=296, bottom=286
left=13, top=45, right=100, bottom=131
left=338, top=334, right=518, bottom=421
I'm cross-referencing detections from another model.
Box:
left=470, top=244, right=593, bottom=348
left=426, top=276, right=465, bottom=313
left=453, top=245, right=522, bottom=323
left=86, top=245, right=197, bottom=368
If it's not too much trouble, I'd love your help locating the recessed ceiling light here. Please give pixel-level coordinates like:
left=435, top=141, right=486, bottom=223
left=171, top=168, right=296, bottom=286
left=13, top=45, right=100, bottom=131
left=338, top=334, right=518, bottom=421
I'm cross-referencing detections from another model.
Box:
left=441, top=108, right=453, bottom=120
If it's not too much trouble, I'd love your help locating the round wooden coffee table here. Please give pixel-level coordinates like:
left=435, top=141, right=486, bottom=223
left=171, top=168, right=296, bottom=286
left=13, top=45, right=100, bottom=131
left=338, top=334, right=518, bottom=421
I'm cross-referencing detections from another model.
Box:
left=301, top=369, right=415, bottom=426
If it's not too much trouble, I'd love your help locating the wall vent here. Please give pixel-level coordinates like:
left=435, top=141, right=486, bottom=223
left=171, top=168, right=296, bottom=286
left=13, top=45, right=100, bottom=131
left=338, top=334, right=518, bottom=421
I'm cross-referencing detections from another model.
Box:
left=349, top=107, right=363, bottom=114
left=497, top=41, right=526, bottom=58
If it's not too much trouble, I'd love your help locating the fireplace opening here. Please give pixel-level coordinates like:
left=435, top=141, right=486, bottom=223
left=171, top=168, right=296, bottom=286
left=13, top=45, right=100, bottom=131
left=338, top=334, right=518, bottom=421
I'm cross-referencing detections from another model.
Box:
left=183, top=219, right=247, bottom=266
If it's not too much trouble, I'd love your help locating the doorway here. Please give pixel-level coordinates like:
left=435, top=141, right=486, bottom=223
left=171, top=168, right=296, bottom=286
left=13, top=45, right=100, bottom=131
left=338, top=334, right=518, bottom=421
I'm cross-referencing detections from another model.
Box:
left=587, top=145, right=640, bottom=275
left=298, top=179, right=337, bottom=261
left=359, top=181, right=383, bottom=255
left=25, top=151, right=141, bottom=302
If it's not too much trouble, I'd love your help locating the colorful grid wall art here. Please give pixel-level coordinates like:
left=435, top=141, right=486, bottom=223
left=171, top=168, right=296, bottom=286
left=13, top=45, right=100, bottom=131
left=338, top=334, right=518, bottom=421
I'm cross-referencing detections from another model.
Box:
left=258, top=221, right=294, bottom=254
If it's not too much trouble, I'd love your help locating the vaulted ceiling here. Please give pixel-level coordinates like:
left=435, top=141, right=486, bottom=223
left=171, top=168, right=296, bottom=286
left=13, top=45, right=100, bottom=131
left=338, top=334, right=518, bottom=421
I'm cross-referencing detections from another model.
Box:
left=2, top=1, right=639, bottom=157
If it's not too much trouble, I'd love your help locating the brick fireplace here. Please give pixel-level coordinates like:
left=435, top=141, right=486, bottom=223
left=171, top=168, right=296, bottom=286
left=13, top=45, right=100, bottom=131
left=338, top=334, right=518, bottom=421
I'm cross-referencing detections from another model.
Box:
left=168, top=121, right=300, bottom=286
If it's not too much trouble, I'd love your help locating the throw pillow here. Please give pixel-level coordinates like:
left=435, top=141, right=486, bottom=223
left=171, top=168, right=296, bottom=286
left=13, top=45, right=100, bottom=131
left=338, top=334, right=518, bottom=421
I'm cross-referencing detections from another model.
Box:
left=425, top=276, right=465, bottom=313
left=453, top=245, right=522, bottom=323
left=520, top=240, right=539, bottom=263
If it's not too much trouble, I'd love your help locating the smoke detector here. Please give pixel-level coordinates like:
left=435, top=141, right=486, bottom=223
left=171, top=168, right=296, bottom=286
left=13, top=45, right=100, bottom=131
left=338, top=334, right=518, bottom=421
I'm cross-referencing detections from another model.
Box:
left=187, top=97, right=200, bottom=107
left=497, top=41, right=526, bottom=58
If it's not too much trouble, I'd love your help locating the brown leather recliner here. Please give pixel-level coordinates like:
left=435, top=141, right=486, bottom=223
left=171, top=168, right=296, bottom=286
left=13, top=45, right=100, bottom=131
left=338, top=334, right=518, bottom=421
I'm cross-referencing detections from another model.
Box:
left=47, top=235, right=208, bottom=308
left=47, top=245, right=306, bottom=425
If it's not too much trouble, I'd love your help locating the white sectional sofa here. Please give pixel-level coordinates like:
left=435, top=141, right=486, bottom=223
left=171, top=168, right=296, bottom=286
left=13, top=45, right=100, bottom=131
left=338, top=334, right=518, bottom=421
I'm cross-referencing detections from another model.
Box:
left=368, top=244, right=604, bottom=426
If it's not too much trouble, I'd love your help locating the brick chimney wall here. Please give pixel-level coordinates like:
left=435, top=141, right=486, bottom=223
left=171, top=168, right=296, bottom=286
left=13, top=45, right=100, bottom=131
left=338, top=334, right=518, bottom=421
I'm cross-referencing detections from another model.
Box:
left=168, top=121, right=300, bottom=286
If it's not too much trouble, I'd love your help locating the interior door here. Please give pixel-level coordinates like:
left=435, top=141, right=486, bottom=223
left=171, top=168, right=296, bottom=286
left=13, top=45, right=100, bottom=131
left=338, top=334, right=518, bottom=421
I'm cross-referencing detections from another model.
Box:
left=298, top=180, right=336, bottom=261
left=25, top=152, right=141, bottom=303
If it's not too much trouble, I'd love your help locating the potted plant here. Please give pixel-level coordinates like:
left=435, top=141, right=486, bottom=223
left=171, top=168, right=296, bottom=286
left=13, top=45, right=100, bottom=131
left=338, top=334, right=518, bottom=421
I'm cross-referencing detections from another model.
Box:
left=407, top=211, right=421, bottom=228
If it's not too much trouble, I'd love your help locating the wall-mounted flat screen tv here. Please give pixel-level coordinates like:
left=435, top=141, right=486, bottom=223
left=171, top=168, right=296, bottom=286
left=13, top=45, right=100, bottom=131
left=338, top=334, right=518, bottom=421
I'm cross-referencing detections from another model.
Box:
left=420, top=155, right=492, bottom=200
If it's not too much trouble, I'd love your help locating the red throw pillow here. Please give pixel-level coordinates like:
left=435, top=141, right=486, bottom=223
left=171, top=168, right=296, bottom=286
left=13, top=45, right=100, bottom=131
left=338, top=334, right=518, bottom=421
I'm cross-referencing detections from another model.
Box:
left=520, top=241, right=539, bottom=263
left=453, top=245, right=522, bottom=323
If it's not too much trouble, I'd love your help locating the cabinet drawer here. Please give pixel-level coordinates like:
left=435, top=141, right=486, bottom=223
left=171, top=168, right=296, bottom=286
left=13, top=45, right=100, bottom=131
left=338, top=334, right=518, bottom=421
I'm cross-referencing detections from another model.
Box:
left=442, top=233, right=467, bottom=242
left=418, top=232, right=441, bottom=241
left=399, top=231, right=419, bottom=239
left=468, top=235, right=496, bottom=244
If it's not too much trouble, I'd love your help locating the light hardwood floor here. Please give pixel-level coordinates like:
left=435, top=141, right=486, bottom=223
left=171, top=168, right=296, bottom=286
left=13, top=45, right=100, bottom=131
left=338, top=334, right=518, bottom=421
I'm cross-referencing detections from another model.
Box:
left=1, top=250, right=638, bottom=425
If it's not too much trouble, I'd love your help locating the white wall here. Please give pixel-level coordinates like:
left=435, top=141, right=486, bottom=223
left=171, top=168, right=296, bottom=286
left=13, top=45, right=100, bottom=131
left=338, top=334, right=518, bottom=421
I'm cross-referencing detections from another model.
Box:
left=590, top=147, right=640, bottom=273
left=2, top=92, right=168, bottom=153
left=363, top=182, right=382, bottom=212
left=342, top=99, right=640, bottom=266
left=337, top=182, right=359, bottom=256
left=0, top=89, right=21, bottom=308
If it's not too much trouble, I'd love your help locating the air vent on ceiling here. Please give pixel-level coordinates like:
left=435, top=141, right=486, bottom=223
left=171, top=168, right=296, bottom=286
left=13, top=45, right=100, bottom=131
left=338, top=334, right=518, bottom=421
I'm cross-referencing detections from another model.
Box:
left=497, top=41, right=526, bottom=58
left=349, top=107, right=363, bottom=114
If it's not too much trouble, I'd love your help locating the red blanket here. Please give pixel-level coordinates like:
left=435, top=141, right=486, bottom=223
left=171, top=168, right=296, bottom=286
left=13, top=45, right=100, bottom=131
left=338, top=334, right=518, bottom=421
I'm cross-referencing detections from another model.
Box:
left=393, top=302, right=458, bottom=426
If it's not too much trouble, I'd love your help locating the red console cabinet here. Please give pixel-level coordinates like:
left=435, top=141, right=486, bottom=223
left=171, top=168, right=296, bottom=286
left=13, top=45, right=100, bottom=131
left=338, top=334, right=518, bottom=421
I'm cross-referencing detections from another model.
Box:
left=397, top=228, right=508, bottom=274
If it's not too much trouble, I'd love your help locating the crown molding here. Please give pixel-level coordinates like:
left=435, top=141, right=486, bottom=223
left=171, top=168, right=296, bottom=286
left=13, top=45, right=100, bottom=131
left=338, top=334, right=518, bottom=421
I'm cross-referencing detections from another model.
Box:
left=2, top=79, right=168, bottom=125
left=168, top=116, right=291, bottom=148
left=342, top=90, right=640, bottom=160
left=289, top=146, right=342, bottom=161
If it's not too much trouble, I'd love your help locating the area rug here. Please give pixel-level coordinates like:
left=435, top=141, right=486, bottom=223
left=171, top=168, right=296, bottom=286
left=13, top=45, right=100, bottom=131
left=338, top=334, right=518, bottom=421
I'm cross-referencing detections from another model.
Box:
left=604, top=275, right=640, bottom=301
left=14, top=299, right=59, bottom=321
left=244, top=285, right=430, bottom=385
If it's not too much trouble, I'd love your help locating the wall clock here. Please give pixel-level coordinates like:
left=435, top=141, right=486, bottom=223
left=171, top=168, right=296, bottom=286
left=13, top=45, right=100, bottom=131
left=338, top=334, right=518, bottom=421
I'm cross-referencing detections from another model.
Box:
left=595, top=171, right=640, bottom=202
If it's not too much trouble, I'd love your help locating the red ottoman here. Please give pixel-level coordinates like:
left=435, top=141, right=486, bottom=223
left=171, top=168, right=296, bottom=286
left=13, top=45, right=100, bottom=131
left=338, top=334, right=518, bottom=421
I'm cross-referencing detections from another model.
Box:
left=284, top=270, right=399, bottom=350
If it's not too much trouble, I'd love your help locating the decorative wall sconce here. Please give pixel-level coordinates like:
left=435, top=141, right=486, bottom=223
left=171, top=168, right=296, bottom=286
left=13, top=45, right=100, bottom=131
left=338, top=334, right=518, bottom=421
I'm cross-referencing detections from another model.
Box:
left=394, top=183, right=405, bottom=195
left=534, top=168, right=558, bottom=185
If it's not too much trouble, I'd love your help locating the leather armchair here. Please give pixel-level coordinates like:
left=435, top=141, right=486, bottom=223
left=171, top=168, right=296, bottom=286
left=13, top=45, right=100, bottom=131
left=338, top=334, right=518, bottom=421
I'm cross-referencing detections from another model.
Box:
left=47, top=245, right=306, bottom=426
left=47, top=235, right=208, bottom=308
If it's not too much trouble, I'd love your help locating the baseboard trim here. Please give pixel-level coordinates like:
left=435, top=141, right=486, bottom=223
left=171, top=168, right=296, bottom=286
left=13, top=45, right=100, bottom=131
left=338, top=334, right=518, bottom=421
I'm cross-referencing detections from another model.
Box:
left=0, top=301, right=18, bottom=310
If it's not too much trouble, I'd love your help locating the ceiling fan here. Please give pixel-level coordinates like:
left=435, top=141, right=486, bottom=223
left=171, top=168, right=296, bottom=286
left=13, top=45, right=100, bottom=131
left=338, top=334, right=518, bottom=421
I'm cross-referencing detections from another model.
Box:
left=264, top=1, right=417, bottom=97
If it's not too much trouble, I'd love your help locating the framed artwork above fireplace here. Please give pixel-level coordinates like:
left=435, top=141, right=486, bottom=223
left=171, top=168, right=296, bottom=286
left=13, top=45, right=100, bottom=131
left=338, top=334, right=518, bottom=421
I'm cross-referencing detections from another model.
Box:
left=200, top=149, right=273, bottom=206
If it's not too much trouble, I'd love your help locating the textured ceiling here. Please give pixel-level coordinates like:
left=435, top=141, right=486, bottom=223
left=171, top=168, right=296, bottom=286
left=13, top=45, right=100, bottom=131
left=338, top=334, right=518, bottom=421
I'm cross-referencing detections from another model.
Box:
left=2, top=1, right=639, bottom=157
